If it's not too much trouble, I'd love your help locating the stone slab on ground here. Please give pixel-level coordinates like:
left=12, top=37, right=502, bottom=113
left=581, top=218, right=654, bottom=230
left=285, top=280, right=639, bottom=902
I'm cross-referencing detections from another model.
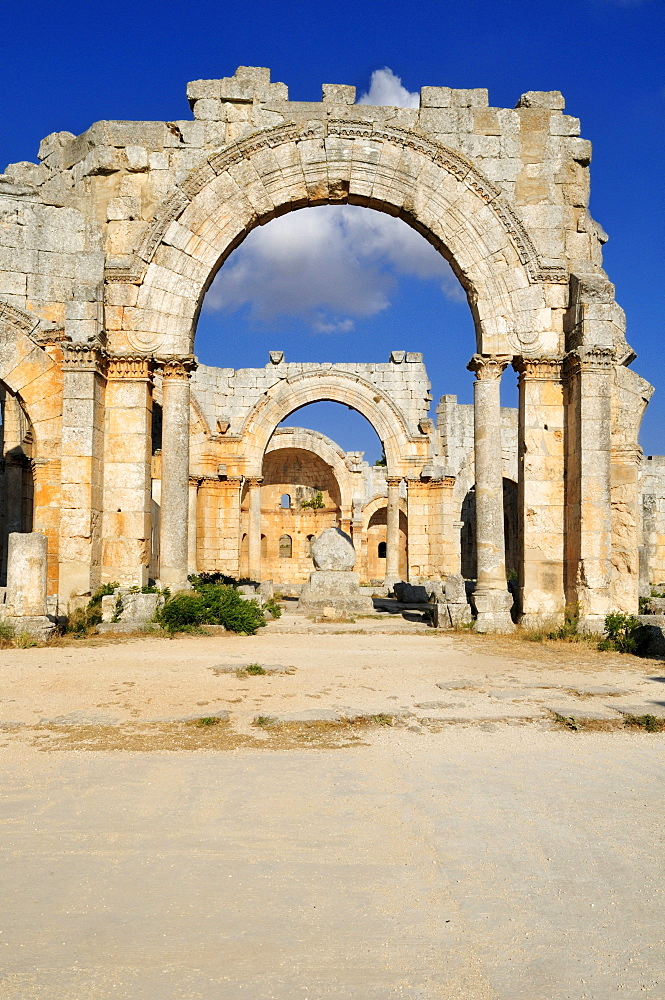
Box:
left=210, top=662, right=295, bottom=674
left=611, top=702, right=665, bottom=719
left=545, top=704, right=624, bottom=724
left=256, top=709, right=342, bottom=724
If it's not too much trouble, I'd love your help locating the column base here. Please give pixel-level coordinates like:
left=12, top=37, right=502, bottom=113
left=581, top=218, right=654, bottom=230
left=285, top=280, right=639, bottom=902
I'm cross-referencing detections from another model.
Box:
left=577, top=614, right=607, bottom=635
left=472, top=588, right=515, bottom=633
left=383, top=576, right=402, bottom=592
left=158, top=569, right=190, bottom=592
left=518, top=611, right=565, bottom=630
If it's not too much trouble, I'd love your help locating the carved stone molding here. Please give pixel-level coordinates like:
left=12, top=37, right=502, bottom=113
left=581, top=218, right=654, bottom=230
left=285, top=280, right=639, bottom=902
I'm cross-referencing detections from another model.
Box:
left=513, top=357, right=564, bottom=382
left=467, top=354, right=512, bottom=381
left=103, top=120, right=568, bottom=289
left=158, top=357, right=197, bottom=381
left=386, top=476, right=403, bottom=488
left=245, top=476, right=263, bottom=488
left=106, top=355, right=155, bottom=380
left=563, top=346, right=616, bottom=380
left=61, top=343, right=107, bottom=375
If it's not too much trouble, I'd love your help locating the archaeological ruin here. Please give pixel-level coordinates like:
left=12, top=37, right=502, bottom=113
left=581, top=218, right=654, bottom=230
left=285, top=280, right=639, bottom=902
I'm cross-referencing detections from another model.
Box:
left=0, top=65, right=660, bottom=632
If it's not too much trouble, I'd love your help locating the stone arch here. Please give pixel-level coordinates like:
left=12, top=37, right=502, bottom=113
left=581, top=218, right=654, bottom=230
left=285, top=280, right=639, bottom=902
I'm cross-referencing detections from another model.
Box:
left=362, top=494, right=408, bottom=583
left=265, top=427, right=354, bottom=514
left=239, top=370, right=425, bottom=477
left=0, top=301, right=63, bottom=592
left=0, top=301, right=62, bottom=462
left=107, top=122, right=564, bottom=359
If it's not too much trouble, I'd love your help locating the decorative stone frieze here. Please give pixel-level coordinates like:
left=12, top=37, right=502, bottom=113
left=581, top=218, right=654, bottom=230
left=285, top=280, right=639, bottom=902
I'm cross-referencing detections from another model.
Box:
left=106, top=355, right=155, bottom=380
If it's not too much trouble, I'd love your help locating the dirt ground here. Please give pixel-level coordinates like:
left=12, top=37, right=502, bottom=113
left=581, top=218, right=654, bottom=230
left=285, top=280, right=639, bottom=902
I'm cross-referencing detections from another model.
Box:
left=0, top=615, right=663, bottom=997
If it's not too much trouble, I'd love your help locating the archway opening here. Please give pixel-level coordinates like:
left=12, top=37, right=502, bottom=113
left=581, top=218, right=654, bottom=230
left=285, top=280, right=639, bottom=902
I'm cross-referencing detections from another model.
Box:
left=194, top=205, right=479, bottom=416
left=0, top=384, right=34, bottom=586
left=460, top=480, right=518, bottom=583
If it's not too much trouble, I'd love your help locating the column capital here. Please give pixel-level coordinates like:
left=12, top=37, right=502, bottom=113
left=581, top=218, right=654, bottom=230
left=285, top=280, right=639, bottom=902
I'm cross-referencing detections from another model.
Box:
left=245, top=476, right=263, bottom=488
left=513, top=356, right=564, bottom=382
left=467, top=354, right=512, bottom=380
left=158, top=356, right=197, bottom=380
left=385, top=475, right=403, bottom=488
left=61, top=342, right=107, bottom=375
left=106, top=355, right=156, bottom=380
left=563, top=346, right=615, bottom=380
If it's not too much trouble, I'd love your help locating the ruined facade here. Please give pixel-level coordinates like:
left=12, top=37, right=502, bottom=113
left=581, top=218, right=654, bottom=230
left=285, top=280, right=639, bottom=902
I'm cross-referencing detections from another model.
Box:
left=0, top=66, right=655, bottom=630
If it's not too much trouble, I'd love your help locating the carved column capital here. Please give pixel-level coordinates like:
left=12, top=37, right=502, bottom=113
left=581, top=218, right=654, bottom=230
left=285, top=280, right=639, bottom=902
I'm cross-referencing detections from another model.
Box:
left=385, top=476, right=403, bottom=488
left=158, top=356, right=197, bottom=381
left=513, top=356, right=564, bottom=382
left=106, top=355, right=155, bottom=380
left=467, top=354, right=512, bottom=380
left=61, top=342, right=107, bottom=375
left=563, top=346, right=615, bottom=380
left=245, top=476, right=264, bottom=488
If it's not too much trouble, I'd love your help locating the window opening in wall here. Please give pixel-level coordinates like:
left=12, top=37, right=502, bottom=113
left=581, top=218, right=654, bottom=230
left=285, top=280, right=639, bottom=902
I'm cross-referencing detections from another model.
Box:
left=307, top=534, right=315, bottom=555
left=279, top=534, right=293, bottom=558
left=378, top=541, right=387, bottom=559
left=280, top=493, right=291, bottom=508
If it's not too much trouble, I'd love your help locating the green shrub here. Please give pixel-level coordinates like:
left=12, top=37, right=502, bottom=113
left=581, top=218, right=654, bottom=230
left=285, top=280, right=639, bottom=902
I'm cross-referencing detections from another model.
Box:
left=158, top=582, right=267, bottom=635
left=157, top=593, right=208, bottom=633
left=0, top=621, right=15, bottom=647
left=188, top=572, right=240, bottom=587
left=300, top=491, right=325, bottom=510
left=65, top=581, right=120, bottom=636
left=264, top=598, right=282, bottom=619
left=598, top=612, right=648, bottom=655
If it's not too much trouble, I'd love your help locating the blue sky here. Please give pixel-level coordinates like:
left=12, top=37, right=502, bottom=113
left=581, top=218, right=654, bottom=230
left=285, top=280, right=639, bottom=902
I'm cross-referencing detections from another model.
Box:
left=1, top=0, right=663, bottom=461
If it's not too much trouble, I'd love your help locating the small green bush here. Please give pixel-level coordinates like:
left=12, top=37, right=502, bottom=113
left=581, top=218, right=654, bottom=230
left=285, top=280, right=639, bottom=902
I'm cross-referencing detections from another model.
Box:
left=158, top=582, right=267, bottom=635
left=245, top=663, right=266, bottom=675
left=300, top=491, right=325, bottom=510
left=598, top=612, right=648, bottom=655
left=264, top=598, right=282, bottom=619
left=0, top=621, right=15, bottom=647
left=157, top=593, right=208, bottom=633
left=66, top=581, right=120, bottom=636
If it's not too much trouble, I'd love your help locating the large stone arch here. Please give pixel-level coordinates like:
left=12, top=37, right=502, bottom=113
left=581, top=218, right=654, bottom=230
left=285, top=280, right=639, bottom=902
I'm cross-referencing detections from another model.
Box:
left=237, top=369, right=426, bottom=477
left=0, top=300, right=63, bottom=593
left=106, top=121, right=565, bottom=359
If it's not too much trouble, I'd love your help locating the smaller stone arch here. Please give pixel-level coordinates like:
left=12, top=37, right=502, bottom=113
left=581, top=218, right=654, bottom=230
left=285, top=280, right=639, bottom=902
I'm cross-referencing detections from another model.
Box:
left=265, top=427, right=354, bottom=515
left=241, top=370, right=427, bottom=477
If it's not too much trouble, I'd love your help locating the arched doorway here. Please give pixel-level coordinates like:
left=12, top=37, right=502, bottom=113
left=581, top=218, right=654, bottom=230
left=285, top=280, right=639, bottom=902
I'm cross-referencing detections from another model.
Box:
left=0, top=385, right=34, bottom=585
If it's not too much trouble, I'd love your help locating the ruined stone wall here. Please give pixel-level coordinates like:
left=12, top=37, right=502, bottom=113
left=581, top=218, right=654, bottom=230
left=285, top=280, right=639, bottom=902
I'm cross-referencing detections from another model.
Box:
left=0, top=66, right=652, bottom=621
left=640, top=456, right=665, bottom=589
left=192, top=353, right=431, bottom=442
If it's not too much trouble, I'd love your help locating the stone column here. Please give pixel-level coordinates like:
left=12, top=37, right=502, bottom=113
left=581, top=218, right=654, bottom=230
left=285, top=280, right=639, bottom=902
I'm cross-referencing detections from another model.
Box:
left=385, top=476, right=402, bottom=586
left=564, top=348, right=614, bottom=630
left=58, top=343, right=106, bottom=603
left=188, top=477, right=200, bottom=577
left=467, top=354, right=514, bottom=632
left=246, top=476, right=263, bottom=583
left=6, top=532, right=48, bottom=617
left=514, top=358, right=566, bottom=627
left=158, top=358, right=196, bottom=591
left=101, top=356, right=154, bottom=587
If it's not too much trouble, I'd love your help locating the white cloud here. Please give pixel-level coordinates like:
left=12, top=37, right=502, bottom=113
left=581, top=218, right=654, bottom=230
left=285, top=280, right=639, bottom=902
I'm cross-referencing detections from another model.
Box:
left=357, top=67, right=419, bottom=108
left=203, top=205, right=464, bottom=332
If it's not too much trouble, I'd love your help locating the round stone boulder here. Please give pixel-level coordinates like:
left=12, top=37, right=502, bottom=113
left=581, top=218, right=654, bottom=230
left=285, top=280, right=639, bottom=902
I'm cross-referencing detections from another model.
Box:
left=311, top=527, right=356, bottom=571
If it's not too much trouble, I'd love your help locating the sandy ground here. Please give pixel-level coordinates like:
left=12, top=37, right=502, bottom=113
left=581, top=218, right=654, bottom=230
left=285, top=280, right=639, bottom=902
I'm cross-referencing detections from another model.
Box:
left=0, top=616, right=664, bottom=998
